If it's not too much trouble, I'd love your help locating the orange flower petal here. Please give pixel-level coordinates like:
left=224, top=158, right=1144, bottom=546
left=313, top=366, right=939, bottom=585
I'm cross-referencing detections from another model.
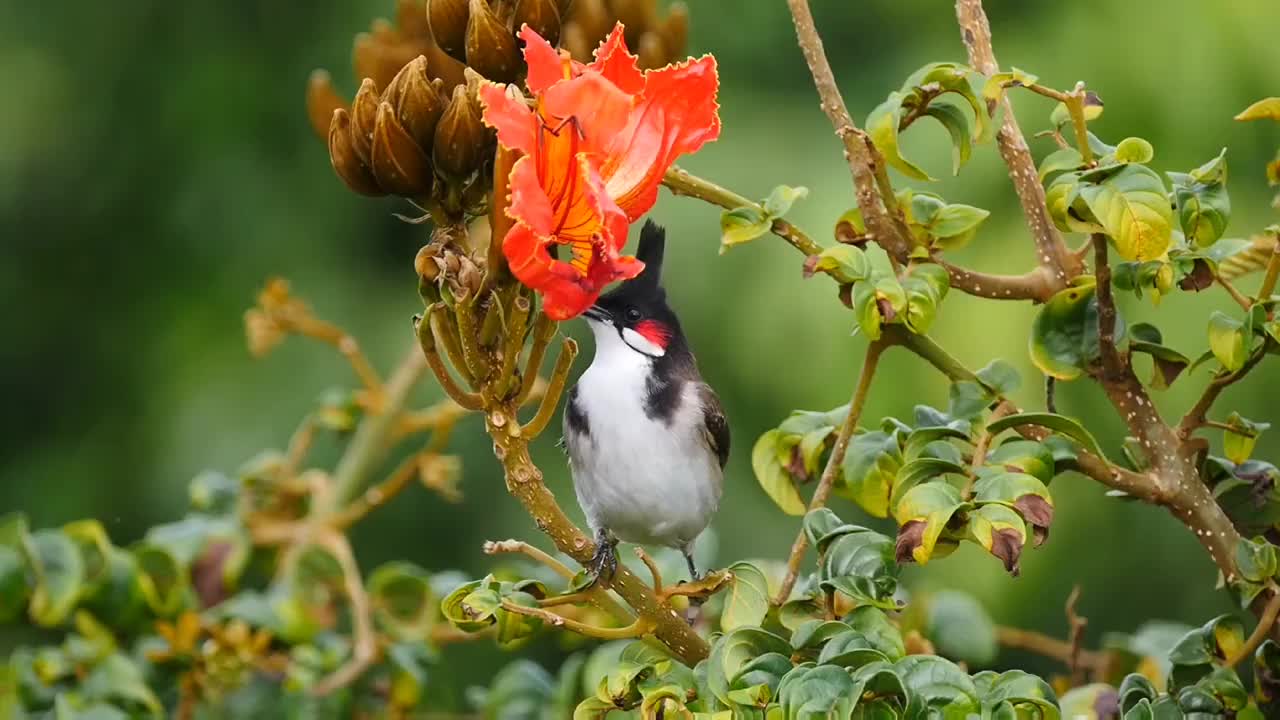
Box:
left=601, top=54, right=721, bottom=220
left=506, top=154, right=555, bottom=236
left=588, top=23, right=645, bottom=96
left=479, top=82, right=537, bottom=155
left=519, top=24, right=575, bottom=94
left=539, top=72, right=637, bottom=154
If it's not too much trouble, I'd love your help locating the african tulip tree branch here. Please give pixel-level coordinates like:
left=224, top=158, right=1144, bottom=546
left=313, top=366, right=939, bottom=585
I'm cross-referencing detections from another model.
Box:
left=784, top=0, right=903, bottom=260
left=661, top=167, right=821, bottom=256
left=775, top=339, right=887, bottom=606
left=954, top=0, right=1080, bottom=288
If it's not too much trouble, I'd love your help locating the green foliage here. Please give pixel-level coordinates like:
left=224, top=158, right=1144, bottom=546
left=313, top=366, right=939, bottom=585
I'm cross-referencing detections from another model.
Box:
left=719, top=184, right=808, bottom=253
left=866, top=62, right=989, bottom=180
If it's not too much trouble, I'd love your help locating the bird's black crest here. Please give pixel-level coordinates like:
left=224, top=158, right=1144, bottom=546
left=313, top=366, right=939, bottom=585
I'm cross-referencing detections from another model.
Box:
left=634, top=220, right=666, bottom=291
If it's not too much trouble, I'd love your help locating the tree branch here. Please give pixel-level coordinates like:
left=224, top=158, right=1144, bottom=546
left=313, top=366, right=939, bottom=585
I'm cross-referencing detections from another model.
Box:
left=662, top=167, right=822, bottom=256
left=932, top=257, right=1058, bottom=303
left=783, top=0, right=905, bottom=260
left=775, top=339, right=886, bottom=605
left=954, top=0, right=1081, bottom=287
left=1177, top=346, right=1269, bottom=440
left=1228, top=586, right=1280, bottom=667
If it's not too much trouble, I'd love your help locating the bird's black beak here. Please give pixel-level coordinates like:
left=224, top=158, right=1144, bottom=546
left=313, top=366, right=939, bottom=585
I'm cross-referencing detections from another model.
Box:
left=582, top=305, right=610, bottom=323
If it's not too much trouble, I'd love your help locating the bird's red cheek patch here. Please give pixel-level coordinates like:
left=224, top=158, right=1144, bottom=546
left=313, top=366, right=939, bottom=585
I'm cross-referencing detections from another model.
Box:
left=635, top=320, right=670, bottom=349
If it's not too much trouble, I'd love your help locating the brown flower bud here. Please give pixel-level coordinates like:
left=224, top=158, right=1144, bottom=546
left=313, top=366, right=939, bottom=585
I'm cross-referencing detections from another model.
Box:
left=327, top=108, right=385, bottom=197
left=428, top=0, right=471, bottom=62
left=612, top=0, right=657, bottom=44
left=395, top=0, right=431, bottom=38
left=662, top=2, right=689, bottom=58
left=433, top=73, right=486, bottom=177
left=570, top=0, right=612, bottom=50
left=306, top=69, right=346, bottom=141
left=371, top=101, right=432, bottom=196
left=350, top=78, right=381, bottom=164
left=415, top=243, right=443, bottom=280
left=465, top=0, right=521, bottom=82
left=561, top=20, right=592, bottom=63
left=384, top=56, right=449, bottom=149
left=424, top=42, right=468, bottom=90
left=636, top=31, right=665, bottom=70
left=513, top=0, right=562, bottom=47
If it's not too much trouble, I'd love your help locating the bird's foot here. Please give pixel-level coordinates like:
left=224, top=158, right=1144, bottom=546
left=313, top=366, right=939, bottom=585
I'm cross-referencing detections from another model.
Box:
left=587, top=531, right=618, bottom=586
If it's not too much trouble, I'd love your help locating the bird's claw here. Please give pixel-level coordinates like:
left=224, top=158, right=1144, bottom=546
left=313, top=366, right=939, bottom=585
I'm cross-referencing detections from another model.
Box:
left=587, top=536, right=618, bottom=585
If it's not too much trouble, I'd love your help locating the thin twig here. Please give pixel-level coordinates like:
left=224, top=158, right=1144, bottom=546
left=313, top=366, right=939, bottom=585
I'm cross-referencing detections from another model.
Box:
left=1228, top=587, right=1280, bottom=667
left=430, top=303, right=475, bottom=387
left=284, top=415, right=317, bottom=475
left=954, top=0, right=1080, bottom=286
left=966, top=402, right=1014, bottom=497
left=1256, top=240, right=1280, bottom=308
left=1177, top=346, right=1269, bottom=439
left=635, top=547, right=665, bottom=595
left=1216, top=273, right=1254, bottom=312
left=499, top=600, right=654, bottom=640
left=484, top=539, right=632, bottom=623
left=331, top=452, right=421, bottom=530
left=520, top=338, right=577, bottom=437
left=995, top=625, right=1106, bottom=675
left=454, top=301, right=492, bottom=381
left=783, top=0, right=905, bottom=260
left=313, top=531, right=379, bottom=695
left=1065, top=586, right=1088, bottom=687
left=662, top=167, right=822, bottom=255
left=774, top=340, right=887, bottom=605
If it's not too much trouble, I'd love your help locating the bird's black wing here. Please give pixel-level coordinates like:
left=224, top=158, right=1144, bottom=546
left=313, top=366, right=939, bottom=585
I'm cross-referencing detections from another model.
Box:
left=698, top=383, right=730, bottom=469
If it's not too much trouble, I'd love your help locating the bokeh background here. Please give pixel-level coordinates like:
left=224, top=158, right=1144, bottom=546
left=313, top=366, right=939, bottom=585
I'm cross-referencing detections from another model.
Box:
left=3, top=0, right=1279, bottom=697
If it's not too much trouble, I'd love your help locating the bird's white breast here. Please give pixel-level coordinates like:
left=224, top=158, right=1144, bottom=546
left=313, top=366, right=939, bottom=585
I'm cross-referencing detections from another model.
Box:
left=566, top=325, right=722, bottom=550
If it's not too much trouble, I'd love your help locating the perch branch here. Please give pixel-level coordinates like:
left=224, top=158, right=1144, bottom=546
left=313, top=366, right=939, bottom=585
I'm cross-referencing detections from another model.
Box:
left=932, top=257, right=1058, bottom=303
left=954, top=0, right=1080, bottom=287
left=775, top=339, right=886, bottom=605
left=995, top=625, right=1105, bottom=675
left=485, top=539, right=633, bottom=622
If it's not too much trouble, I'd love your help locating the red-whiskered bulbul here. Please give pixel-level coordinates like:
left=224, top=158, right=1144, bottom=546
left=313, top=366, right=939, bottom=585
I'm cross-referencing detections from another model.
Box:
left=562, top=220, right=730, bottom=582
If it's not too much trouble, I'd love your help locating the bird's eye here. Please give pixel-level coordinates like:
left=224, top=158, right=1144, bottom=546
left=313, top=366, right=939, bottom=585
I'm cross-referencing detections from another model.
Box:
left=625, top=308, right=642, bottom=322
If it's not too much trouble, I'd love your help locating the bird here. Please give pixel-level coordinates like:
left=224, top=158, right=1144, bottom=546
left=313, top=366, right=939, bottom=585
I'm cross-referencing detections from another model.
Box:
left=561, top=220, right=730, bottom=584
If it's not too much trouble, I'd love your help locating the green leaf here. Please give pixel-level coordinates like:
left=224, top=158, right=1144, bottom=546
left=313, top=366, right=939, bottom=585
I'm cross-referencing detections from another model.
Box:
left=1170, top=149, right=1231, bottom=248
left=902, top=266, right=950, bottom=334
left=986, top=440, right=1056, bottom=484
left=982, top=68, right=1039, bottom=102
left=976, top=670, right=1061, bottom=719
left=867, top=92, right=932, bottom=181
left=1114, top=137, right=1155, bottom=164
left=1077, top=164, right=1174, bottom=261
left=805, top=245, right=869, bottom=284
left=79, top=653, right=162, bottom=716
left=924, top=101, right=973, bottom=176
left=1029, top=280, right=1116, bottom=381
left=966, top=502, right=1032, bottom=574
left=763, top=185, right=809, bottom=217
left=719, top=206, right=771, bottom=252
left=775, top=664, right=857, bottom=717
left=1235, top=97, right=1280, bottom=122
left=1168, top=615, right=1246, bottom=689
left=976, top=359, right=1022, bottom=397
left=837, top=430, right=903, bottom=518
left=131, top=543, right=188, bottom=617
left=1224, top=412, right=1269, bottom=465
left=846, top=606, right=907, bottom=662
left=1209, top=311, right=1249, bottom=372
left=896, top=655, right=981, bottom=717
left=0, top=546, right=27, bottom=623
left=893, top=458, right=967, bottom=506
left=987, top=412, right=1107, bottom=460
left=26, top=530, right=86, bottom=627
left=721, top=562, right=769, bottom=632
left=1235, top=537, right=1279, bottom=584
left=929, top=204, right=990, bottom=251
left=441, top=578, right=500, bottom=632
left=752, top=430, right=806, bottom=516
left=1128, top=322, right=1191, bottom=389
left=927, top=591, right=997, bottom=667
left=892, top=481, right=968, bottom=566
left=811, top=517, right=901, bottom=609
left=852, top=280, right=884, bottom=340
left=706, top=627, right=791, bottom=708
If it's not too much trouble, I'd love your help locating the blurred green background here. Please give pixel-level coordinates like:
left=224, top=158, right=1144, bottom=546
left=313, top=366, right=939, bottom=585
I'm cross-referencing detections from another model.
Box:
left=3, top=0, right=1279, bottom=695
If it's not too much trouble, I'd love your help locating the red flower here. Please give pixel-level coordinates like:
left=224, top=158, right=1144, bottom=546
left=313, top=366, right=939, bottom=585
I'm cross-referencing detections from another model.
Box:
left=479, top=24, right=720, bottom=320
